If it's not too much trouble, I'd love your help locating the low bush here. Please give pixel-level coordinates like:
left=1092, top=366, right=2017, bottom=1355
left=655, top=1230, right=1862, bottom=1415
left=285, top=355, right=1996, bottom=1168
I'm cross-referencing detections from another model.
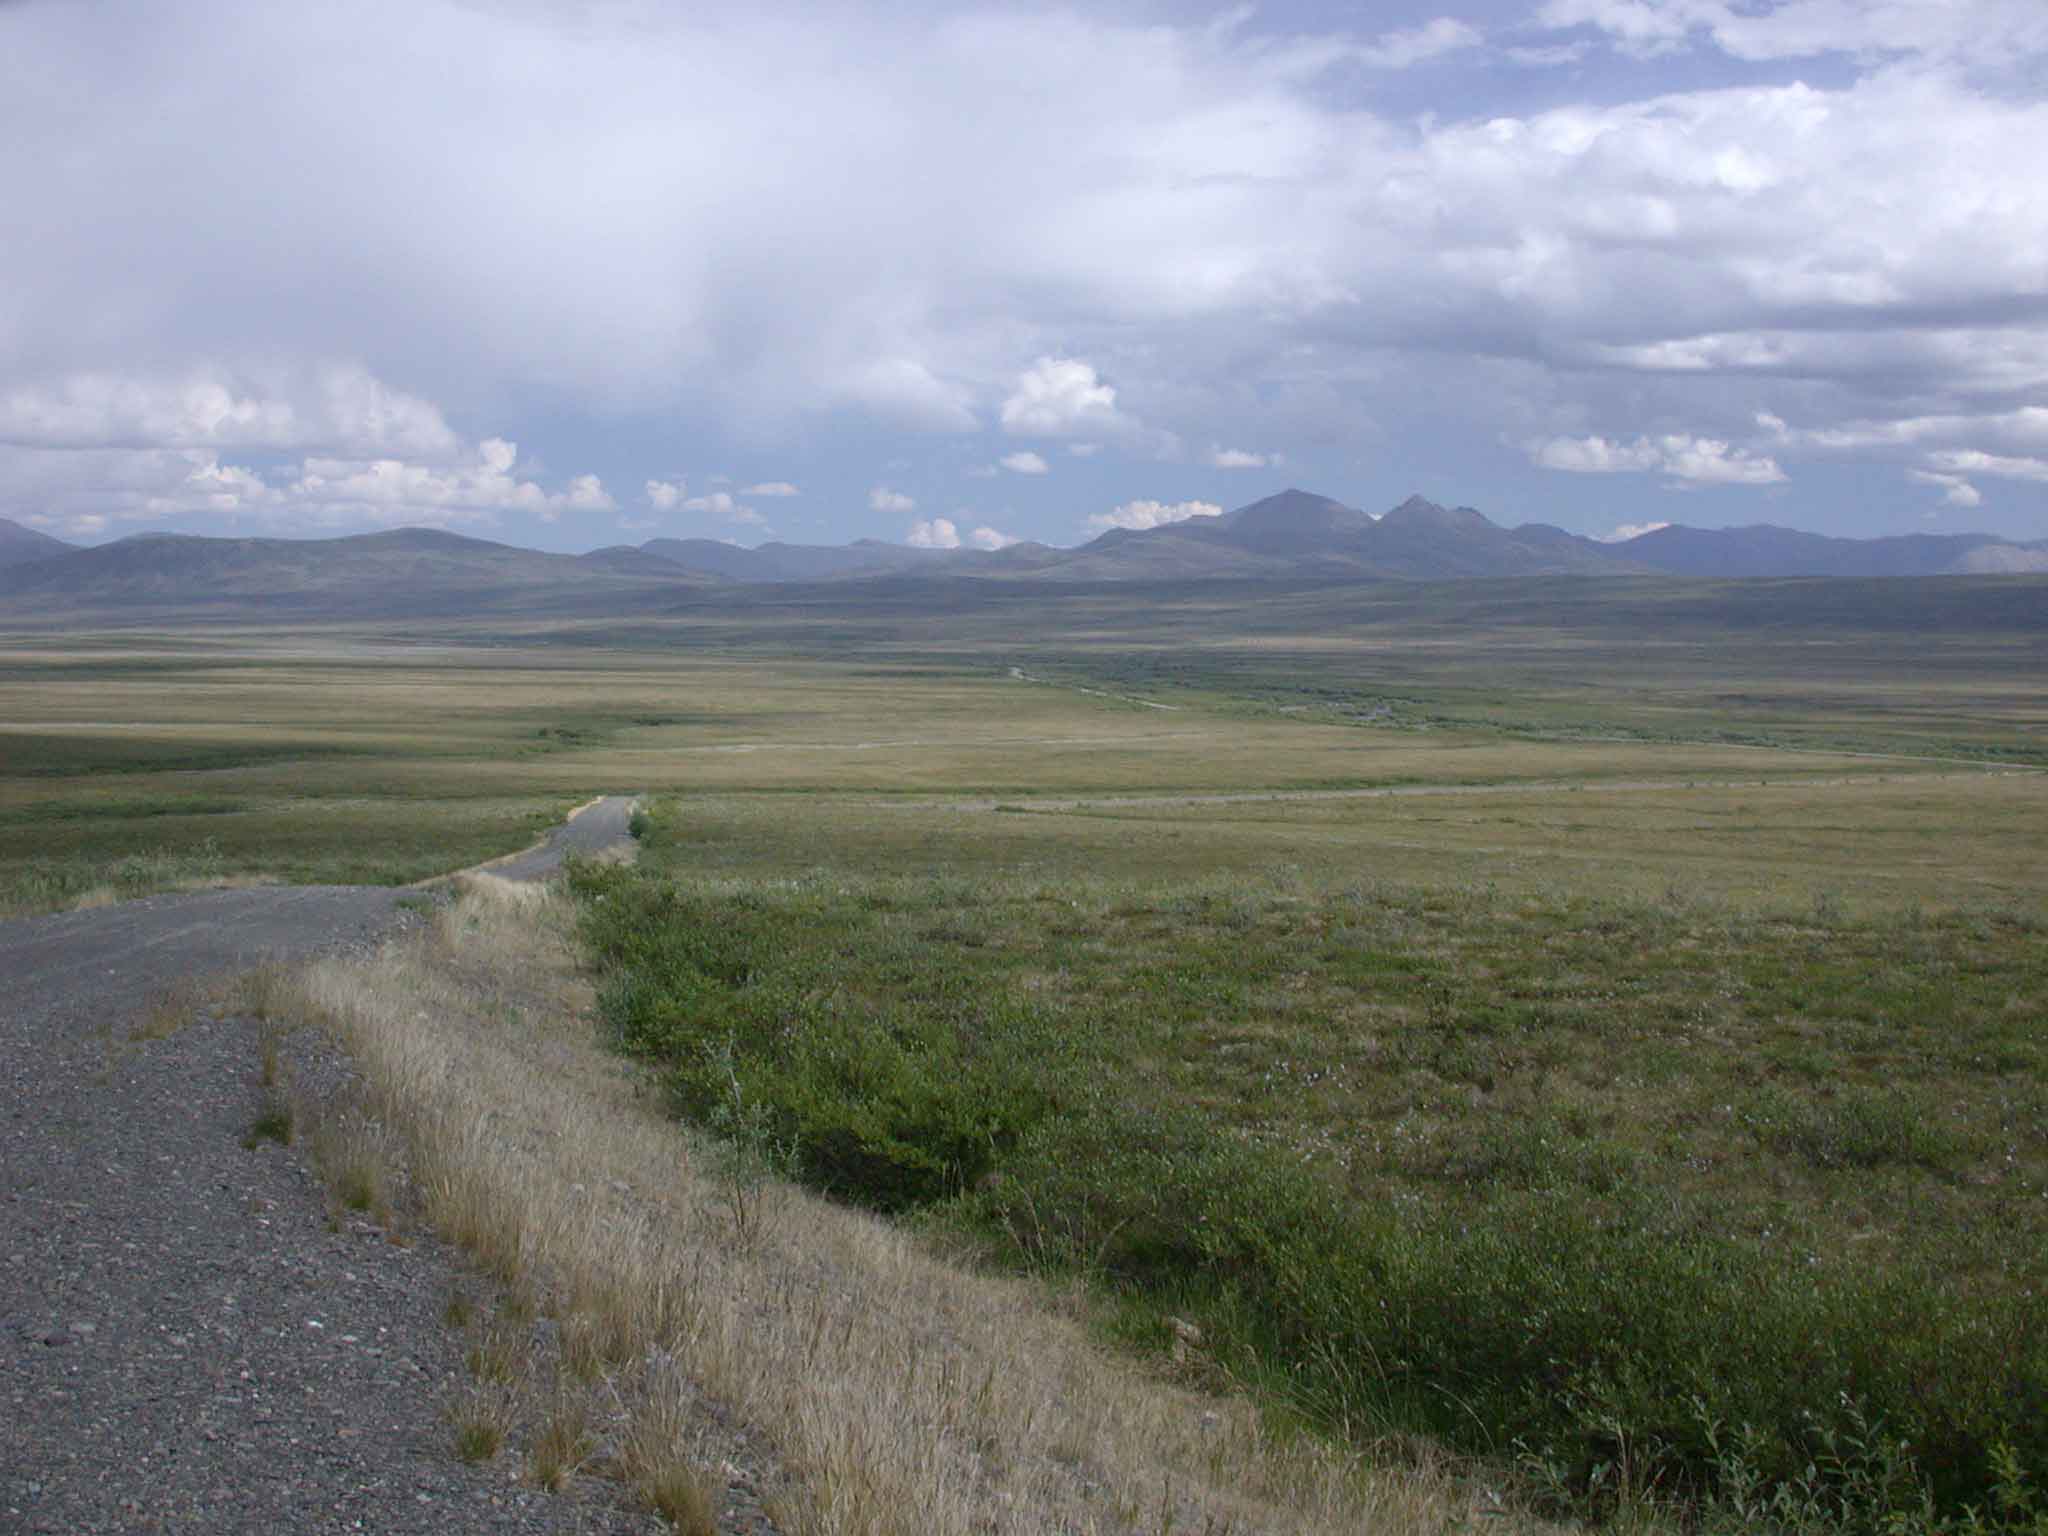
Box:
left=573, top=856, right=2048, bottom=1529
left=581, top=868, right=1071, bottom=1211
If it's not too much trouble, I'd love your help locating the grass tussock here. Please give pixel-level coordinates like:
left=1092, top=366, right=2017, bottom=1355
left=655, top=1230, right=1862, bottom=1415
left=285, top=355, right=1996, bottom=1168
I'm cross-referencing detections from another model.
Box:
left=527, top=1387, right=596, bottom=1493
left=240, top=1089, right=295, bottom=1150
left=133, top=971, right=227, bottom=1041
left=266, top=871, right=1478, bottom=1536
left=447, top=1384, right=514, bottom=1464
left=620, top=1359, right=721, bottom=1533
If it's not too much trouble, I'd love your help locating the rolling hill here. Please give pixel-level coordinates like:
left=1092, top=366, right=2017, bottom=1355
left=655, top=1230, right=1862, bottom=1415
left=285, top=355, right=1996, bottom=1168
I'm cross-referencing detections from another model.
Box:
left=1618, top=521, right=2048, bottom=578
left=1032, top=491, right=1643, bottom=580
left=0, top=517, right=76, bottom=570
left=638, top=536, right=1064, bottom=582
left=1016, top=491, right=2045, bottom=583
left=3, top=493, right=2043, bottom=625
left=0, top=526, right=711, bottom=619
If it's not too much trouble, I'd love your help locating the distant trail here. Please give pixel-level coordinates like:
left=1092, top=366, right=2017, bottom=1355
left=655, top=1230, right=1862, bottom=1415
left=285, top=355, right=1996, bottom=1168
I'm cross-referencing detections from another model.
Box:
left=448, top=794, right=637, bottom=883
left=1006, top=666, right=1182, bottom=710
left=912, top=768, right=2036, bottom=816
left=668, top=732, right=1207, bottom=754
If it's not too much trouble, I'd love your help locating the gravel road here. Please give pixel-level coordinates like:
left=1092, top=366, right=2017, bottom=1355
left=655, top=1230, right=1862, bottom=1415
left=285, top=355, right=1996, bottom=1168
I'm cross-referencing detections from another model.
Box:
left=0, top=797, right=671, bottom=1535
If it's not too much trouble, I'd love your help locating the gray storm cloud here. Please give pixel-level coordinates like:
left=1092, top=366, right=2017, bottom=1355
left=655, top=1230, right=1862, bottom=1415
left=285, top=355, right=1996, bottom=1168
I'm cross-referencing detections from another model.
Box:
left=2, top=0, right=2045, bottom=537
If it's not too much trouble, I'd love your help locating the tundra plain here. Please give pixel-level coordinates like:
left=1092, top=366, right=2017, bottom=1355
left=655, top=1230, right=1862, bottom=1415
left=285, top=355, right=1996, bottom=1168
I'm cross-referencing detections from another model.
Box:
left=3, top=576, right=2045, bottom=1530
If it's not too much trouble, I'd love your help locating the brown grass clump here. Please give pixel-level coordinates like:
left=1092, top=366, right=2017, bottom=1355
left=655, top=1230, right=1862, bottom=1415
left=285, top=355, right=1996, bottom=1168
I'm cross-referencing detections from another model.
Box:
left=133, top=972, right=224, bottom=1041
left=446, top=1384, right=514, bottom=1464
left=268, top=871, right=1538, bottom=1535
left=620, top=1358, right=721, bottom=1533
left=306, top=1102, right=398, bottom=1224
left=527, top=1386, right=595, bottom=1492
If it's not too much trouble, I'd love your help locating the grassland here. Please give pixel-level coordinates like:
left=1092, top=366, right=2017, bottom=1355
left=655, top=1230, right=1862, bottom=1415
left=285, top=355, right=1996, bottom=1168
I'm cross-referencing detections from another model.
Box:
left=583, top=800, right=2046, bottom=1526
left=6, top=575, right=2043, bottom=916
left=266, top=873, right=1465, bottom=1535
left=6, top=578, right=2046, bottom=1527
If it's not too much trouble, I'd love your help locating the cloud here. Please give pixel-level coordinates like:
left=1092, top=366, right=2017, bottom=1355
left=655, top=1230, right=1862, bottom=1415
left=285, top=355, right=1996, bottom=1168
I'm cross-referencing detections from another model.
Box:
left=1597, top=520, right=1672, bottom=542
left=970, top=525, right=1019, bottom=550
left=906, top=516, right=959, bottom=549
left=998, top=450, right=1049, bottom=475
left=0, top=364, right=459, bottom=458
left=3, top=4, right=2047, bottom=542
left=740, top=481, right=799, bottom=496
left=645, top=478, right=685, bottom=510
left=1356, top=17, right=1484, bottom=69
left=1208, top=446, right=1269, bottom=469
left=869, top=486, right=916, bottom=514
left=682, top=489, right=766, bottom=526
left=1067, top=443, right=1101, bottom=458
left=1532, top=434, right=1786, bottom=486
left=1000, top=359, right=1130, bottom=439
left=838, top=357, right=978, bottom=433
left=1907, top=469, right=1983, bottom=508
left=556, top=474, right=614, bottom=514
left=1534, top=0, right=1712, bottom=58
left=1504, top=40, right=1594, bottom=66
left=1085, top=498, right=1223, bottom=533
left=1538, top=0, right=2048, bottom=67
left=0, top=435, right=624, bottom=537
left=1924, top=449, right=2048, bottom=484
left=287, top=439, right=616, bottom=523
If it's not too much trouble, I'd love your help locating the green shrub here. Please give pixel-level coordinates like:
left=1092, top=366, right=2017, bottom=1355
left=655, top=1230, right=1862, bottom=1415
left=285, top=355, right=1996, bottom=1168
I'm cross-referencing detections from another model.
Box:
left=572, top=858, right=2048, bottom=1528
left=578, top=864, right=1069, bottom=1210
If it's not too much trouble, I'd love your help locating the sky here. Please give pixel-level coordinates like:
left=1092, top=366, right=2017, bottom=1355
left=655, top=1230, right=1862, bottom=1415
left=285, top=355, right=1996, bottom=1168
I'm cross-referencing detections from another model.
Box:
left=3, top=0, right=2046, bottom=553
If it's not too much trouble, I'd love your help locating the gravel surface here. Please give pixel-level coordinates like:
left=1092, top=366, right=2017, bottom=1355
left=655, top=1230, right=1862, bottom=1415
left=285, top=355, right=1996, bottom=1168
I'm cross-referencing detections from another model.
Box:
left=468, top=798, right=638, bottom=884
left=0, top=798, right=754, bottom=1535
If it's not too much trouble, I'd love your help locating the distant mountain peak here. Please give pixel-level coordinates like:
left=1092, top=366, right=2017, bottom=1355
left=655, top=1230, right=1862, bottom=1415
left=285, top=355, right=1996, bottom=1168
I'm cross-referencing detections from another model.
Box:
left=1219, top=488, right=1374, bottom=536
left=1379, top=494, right=1494, bottom=531
left=0, top=516, right=78, bottom=571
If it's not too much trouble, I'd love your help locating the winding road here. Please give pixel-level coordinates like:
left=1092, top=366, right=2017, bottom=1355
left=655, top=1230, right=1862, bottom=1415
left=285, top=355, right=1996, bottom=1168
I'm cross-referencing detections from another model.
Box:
left=0, top=796, right=644, bottom=1535
left=0, top=796, right=638, bottom=1018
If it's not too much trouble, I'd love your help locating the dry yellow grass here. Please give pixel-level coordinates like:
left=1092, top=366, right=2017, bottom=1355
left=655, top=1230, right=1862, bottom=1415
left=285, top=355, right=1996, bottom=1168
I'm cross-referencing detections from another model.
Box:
left=273, top=872, right=1550, bottom=1535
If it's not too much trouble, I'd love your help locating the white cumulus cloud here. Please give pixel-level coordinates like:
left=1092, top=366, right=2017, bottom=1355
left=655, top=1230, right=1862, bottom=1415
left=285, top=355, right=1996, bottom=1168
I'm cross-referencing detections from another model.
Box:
left=645, top=478, right=685, bottom=510
left=741, top=481, right=799, bottom=497
left=906, top=516, right=960, bottom=549
left=869, top=486, right=916, bottom=514
left=1532, top=434, right=1786, bottom=486
left=287, top=439, right=615, bottom=524
left=1208, top=446, right=1269, bottom=469
left=1000, top=359, right=1130, bottom=439
left=682, top=489, right=765, bottom=526
left=1925, top=448, right=2048, bottom=484
left=1085, top=498, right=1223, bottom=533
left=970, top=525, right=1019, bottom=550
left=0, top=364, right=460, bottom=459
left=998, top=450, right=1049, bottom=475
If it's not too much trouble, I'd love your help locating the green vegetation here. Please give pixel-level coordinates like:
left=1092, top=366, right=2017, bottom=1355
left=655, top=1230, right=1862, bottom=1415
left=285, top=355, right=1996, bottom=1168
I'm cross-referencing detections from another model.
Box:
left=8, top=586, right=2047, bottom=1528
left=577, top=799, right=2047, bottom=1529
left=242, top=1092, right=295, bottom=1149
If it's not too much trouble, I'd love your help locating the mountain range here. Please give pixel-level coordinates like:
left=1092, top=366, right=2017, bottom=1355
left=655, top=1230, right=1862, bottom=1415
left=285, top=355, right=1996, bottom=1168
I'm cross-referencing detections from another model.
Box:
left=0, top=517, right=76, bottom=570
left=2, top=491, right=2044, bottom=619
